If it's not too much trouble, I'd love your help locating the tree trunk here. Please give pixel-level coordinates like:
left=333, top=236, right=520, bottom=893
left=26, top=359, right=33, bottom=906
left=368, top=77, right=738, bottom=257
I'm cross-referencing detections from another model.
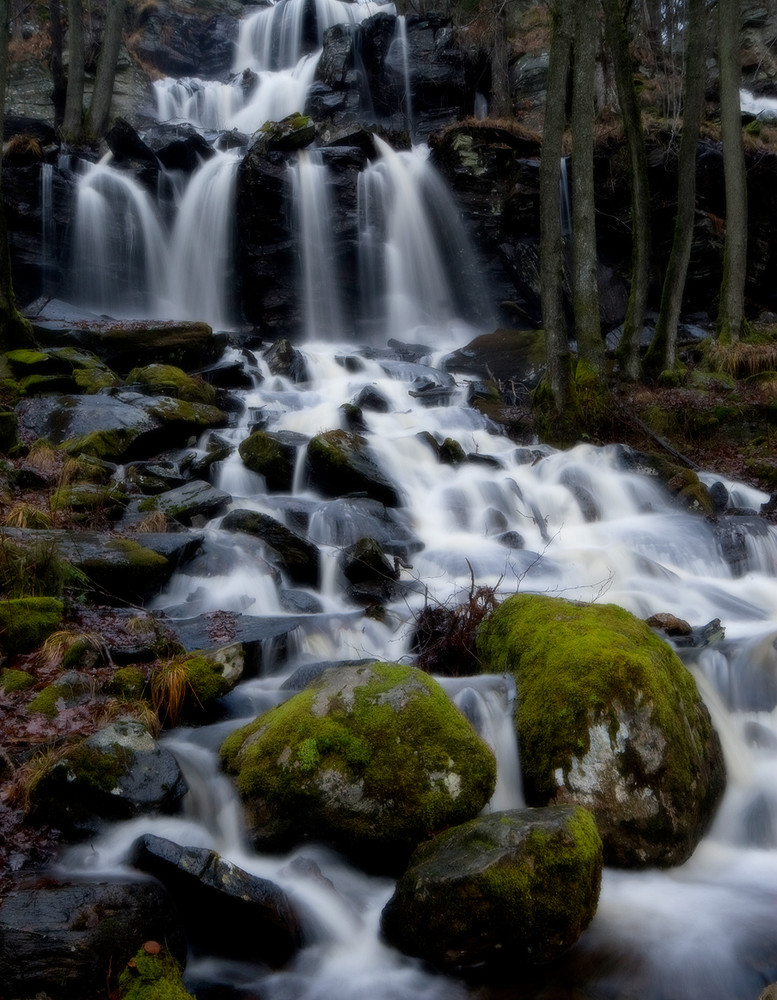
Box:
left=49, top=0, right=67, bottom=126
left=716, top=0, right=748, bottom=343
left=601, top=0, right=651, bottom=381
left=84, top=0, right=128, bottom=139
left=570, top=0, right=604, bottom=377
left=539, top=1, right=574, bottom=412
left=643, top=0, right=707, bottom=376
left=489, top=0, right=511, bottom=118
left=62, top=0, right=85, bottom=142
left=0, top=0, right=34, bottom=349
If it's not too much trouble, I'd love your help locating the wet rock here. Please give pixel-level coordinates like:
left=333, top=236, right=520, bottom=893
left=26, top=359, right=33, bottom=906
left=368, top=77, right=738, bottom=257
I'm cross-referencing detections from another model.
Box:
left=4, top=346, right=120, bottom=394
left=715, top=515, right=773, bottom=576
left=646, top=612, right=692, bottom=636
left=238, top=429, right=300, bottom=491
left=478, top=594, right=727, bottom=868
left=339, top=536, right=399, bottom=604
left=105, top=117, right=157, bottom=164
left=29, top=719, right=188, bottom=836
left=264, top=338, right=310, bottom=382
left=0, top=876, right=186, bottom=999
left=220, top=662, right=496, bottom=870
left=222, top=509, right=320, bottom=586
left=126, top=0, right=240, bottom=78
left=127, top=363, right=217, bottom=405
left=354, top=384, right=390, bottom=412
left=306, top=429, right=401, bottom=507
left=442, top=328, right=546, bottom=387
left=135, top=480, right=232, bottom=526
left=255, top=114, right=317, bottom=153
left=381, top=805, right=602, bottom=972
left=130, top=834, right=302, bottom=965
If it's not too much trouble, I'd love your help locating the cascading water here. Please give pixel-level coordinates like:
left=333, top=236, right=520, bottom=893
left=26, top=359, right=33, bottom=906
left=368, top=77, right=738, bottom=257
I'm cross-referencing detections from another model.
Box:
left=43, top=0, right=777, bottom=996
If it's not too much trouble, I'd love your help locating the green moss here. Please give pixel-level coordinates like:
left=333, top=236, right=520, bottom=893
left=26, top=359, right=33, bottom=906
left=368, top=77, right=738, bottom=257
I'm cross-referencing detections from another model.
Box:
left=439, top=437, right=466, bottom=465
left=0, top=667, right=35, bottom=692
left=27, top=683, right=62, bottom=717
left=143, top=396, right=225, bottom=429
left=0, top=597, right=63, bottom=655
left=49, top=483, right=126, bottom=514
left=128, top=363, right=217, bottom=405
left=238, top=430, right=295, bottom=490
left=63, top=740, right=135, bottom=792
left=118, top=948, right=195, bottom=1000
left=110, top=667, right=147, bottom=699
left=182, top=653, right=232, bottom=705
left=477, top=594, right=711, bottom=804
left=62, top=428, right=140, bottom=462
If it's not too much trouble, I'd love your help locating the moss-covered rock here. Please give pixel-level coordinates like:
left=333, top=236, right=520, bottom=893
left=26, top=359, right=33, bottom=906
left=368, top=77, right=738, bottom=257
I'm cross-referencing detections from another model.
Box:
left=49, top=483, right=128, bottom=521
left=238, top=429, right=298, bottom=491
left=117, top=946, right=195, bottom=1000
left=153, top=651, right=236, bottom=724
left=381, top=805, right=602, bottom=971
left=0, top=667, right=35, bottom=692
left=80, top=538, right=171, bottom=602
left=220, top=662, right=496, bottom=869
left=4, top=346, right=120, bottom=395
left=110, top=666, right=148, bottom=700
left=306, top=429, right=401, bottom=507
left=127, top=363, right=217, bottom=405
left=0, top=597, right=63, bottom=655
left=477, top=594, right=726, bottom=868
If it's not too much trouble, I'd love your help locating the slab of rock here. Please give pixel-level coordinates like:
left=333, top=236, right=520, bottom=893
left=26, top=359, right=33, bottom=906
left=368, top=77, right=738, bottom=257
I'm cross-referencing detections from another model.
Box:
left=130, top=834, right=302, bottom=964
left=222, top=509, right=320, bottom=586
left=306, top=429, right=401, bottom=507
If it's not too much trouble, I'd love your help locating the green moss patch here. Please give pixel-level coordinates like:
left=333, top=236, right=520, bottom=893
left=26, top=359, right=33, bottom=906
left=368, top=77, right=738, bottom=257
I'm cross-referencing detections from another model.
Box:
left=0, top=597, right=63, bottom=655
left=118, top=947, right=195, bottom=1000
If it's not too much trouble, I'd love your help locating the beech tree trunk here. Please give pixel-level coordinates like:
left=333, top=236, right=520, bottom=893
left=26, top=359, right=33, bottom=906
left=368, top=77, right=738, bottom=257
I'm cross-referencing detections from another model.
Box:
left=49, top=0, right=67, bottom=126
left=570, top=0, right=604, bottom=377
left=62, top=0, right=85, bottom=142
left=716, top=0, right=748, bottom=343
left=84, top=0, right=128, bottom=139
left=644, top=0, right=707, bottom=376
left=601, top=0, right=651, bottom=381
left=539, top=1, right=574, bottom=411
left=489, top=0, right=511, bottom=118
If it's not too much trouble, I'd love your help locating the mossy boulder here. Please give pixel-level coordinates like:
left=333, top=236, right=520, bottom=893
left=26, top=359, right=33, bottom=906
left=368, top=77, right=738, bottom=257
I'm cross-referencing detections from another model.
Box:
left=80, top=538, right=172, bottom=602
left=138, top=480, right=231, bottom=526
left=0, top=597, right=63, bottom=655
left=220, top=662, right=496, bottom=869
left=4, top=347, right=120, bottom=395
left=154, top=651, right=237, bottom=723
left=238, top=429, right=299, bottom=491
left=118, top=946, right=195, bottom=1000
left=306, top=429, right=401, bottom=507
left=127, top=363, right=217, bottom=405
left=0, top=667, right=35, bottom=693
left=477, top=594, right=726, bottom=868
left=49, top=483, right=128, bottom=521
left=381, top=805, right=602, bottom=971
left=29, top=718, right=188, bottom=836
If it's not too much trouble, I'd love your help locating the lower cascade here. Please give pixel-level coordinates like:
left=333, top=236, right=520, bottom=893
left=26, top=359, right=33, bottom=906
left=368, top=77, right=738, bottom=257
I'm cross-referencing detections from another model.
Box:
left=2, top=0, right=777, bottom=998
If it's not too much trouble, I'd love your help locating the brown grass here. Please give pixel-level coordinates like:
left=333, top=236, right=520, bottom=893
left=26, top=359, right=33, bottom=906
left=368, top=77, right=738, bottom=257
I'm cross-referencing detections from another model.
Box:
left=1, top=502, right=53, bottom=529
left=708, top=340, right=777, bottom=378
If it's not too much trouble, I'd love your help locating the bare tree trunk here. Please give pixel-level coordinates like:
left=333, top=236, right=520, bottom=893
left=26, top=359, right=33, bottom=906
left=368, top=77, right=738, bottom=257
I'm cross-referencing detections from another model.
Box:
left=49, top=0, right=67, bottom=126
left=0, top=0, right=34, bottom=348
left=601, top=0, right=651, bottom=381
left=571, top=0, right=604, bottom=377
left=489, top=0, right=511, bottom=118
left=644, top=0, right=707, bottom=376
left=84, top=0, right=128, bottom=139
left=62, top=0, right=85, bottom=142
left=716, top=0, right=747, bottom=343
left=539, top=0, right=574, bottom=411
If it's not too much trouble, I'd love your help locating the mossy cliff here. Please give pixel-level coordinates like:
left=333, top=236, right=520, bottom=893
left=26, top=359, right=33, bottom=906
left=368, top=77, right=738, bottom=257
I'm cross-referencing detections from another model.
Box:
left=477, top=594, right=726, bottom=867
left=220, top=662, right=496, bottom=870
left=381, top=805, right=603, bottom=972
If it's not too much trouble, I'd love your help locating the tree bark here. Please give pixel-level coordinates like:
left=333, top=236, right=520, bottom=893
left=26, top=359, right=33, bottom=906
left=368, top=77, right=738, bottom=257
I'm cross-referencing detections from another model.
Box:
left=49, top=0, right=67, bottom=126
left=716, top=0, right=748, bottom=343
left=0, top=0, right=34, bottom=349
left=570, top=0, right=604, bottom=377
left=62, top=0, right=85, bottom=142
left=601, top=0, right=651, bottom=381
left=644, top=0, right=707, bottom=376
left=489, top=0, right=511, bottom=118
left=539, top=1, right=574, bottom=412
left=84, top=0, right=128, bottom=139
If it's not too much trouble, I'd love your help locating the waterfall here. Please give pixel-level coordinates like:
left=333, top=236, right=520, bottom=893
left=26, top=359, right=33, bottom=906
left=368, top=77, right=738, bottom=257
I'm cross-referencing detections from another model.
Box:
left=292, top=149, right=345, bottom=339
left=390, top=16, right=414, bottom=140
left=39, top=163, right=56, bottom=295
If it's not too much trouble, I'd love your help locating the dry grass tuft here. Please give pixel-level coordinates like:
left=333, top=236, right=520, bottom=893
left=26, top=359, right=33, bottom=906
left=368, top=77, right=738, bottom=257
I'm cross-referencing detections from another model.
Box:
left=2, top=502, right=53, bottom=529
left=151, top=660, right=194, bottom=727
left=708, top=340, right=777, bottom=378
left=10, top=743, right=74, bottom=812
left=26, top=439, right=60, bottom=476
left=135, top=510, right=170, bottom=533
left=412, top=584, right=499, bottom=677
left=34, top=629, right=106, bottom=672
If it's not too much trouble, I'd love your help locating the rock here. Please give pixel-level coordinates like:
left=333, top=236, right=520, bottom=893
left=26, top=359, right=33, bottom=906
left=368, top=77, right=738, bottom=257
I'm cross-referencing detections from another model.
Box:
left=117, top=945, right=194, bottom=1000
left=238, top=429, right=301, bottom=490
left=220, top=662, right=496, bottom=869
left=442, top=328, right=547, bottom=387
left=264, top=338, right=310, bottom=382
left=153, top=651, right=238, bottom=724
left=0, top=876, right=186, bottom=999
left=0, top=597, right=63, bottom=655
left=222, top=509, right=320, bottom=586
left=306, top=429, right=401, bottom=507
left=29, top=719, right=188, bottom=836
left=339, top=536, right=399, bottom=605
left=477, top=594, right=726, bottom=868
left=4, top=346, right=120, bottom=394
left=105, top=117, right=157, bottom=164
left=381, top=805, right=602, bottom=972
left=255, top=114, right=317, bottom=153
left=646, top=612, right=692, bottom=636
left=127, top=363, right=217, bottom=405
left=136, top=480, right=232, bottom=526
left=130, top=834, right=302, bottom=964
left=354, top=384, right=390, bottom=412
left=126, top=0, right=240, bottom=78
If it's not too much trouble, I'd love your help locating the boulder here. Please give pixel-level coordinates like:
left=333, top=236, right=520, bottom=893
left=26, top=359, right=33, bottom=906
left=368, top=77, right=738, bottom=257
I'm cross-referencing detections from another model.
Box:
left=477, top=594, right=726, bottom=868
left=130, top=834, right=302, bottom=964
left=0, top=597, right=63, bottom=655
left=0, top=876, right=186, bottom=999
left=263, top=337, right=310, bottom=382
left=127, top=363, right=217, bottom=405
left=4, top=346, right=120, bottom=394
left=126, top=0, right=240, bottom=78
left=381, top=805, right=602, bottom=972
left=220, top=662, right=496, bottom=869
left=29, top=719, right=187, bottom=836
left=339, top=536, right=399, bottom=605
left=238, top=429, right=302, bottom=491
left=306, top=429, right=401, bottom=507
left=136, top=480, right=232, bottom=526
left=221, top=509, right=320, bottom=586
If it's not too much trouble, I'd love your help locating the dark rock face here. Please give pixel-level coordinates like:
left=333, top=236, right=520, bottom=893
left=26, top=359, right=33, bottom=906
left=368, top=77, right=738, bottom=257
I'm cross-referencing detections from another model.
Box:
left=126, top=0, right=241, bottom=79
left=339, top=535, right=399, bottom=604
left=306, top=429, right=402, bottom=507
left=0, top=877, right=186, bottom=998
left=130, top=834, right=303, bottom=965
left=222, top=508, right=321, bottom=586
left=381, top=806, right=603, bottom=972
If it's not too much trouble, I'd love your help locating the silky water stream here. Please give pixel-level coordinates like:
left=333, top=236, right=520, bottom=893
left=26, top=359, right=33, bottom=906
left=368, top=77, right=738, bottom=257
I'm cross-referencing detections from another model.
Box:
left=49, top=0, right=777, bottom=996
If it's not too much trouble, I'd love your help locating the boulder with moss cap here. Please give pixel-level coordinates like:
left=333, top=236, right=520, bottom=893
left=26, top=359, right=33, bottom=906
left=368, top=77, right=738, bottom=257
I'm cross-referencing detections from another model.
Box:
left=381, top=805, right=602, bottom=971
left=220, top=662, right=496, bottom=870
left=477, top=594, right=726, bottom=868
